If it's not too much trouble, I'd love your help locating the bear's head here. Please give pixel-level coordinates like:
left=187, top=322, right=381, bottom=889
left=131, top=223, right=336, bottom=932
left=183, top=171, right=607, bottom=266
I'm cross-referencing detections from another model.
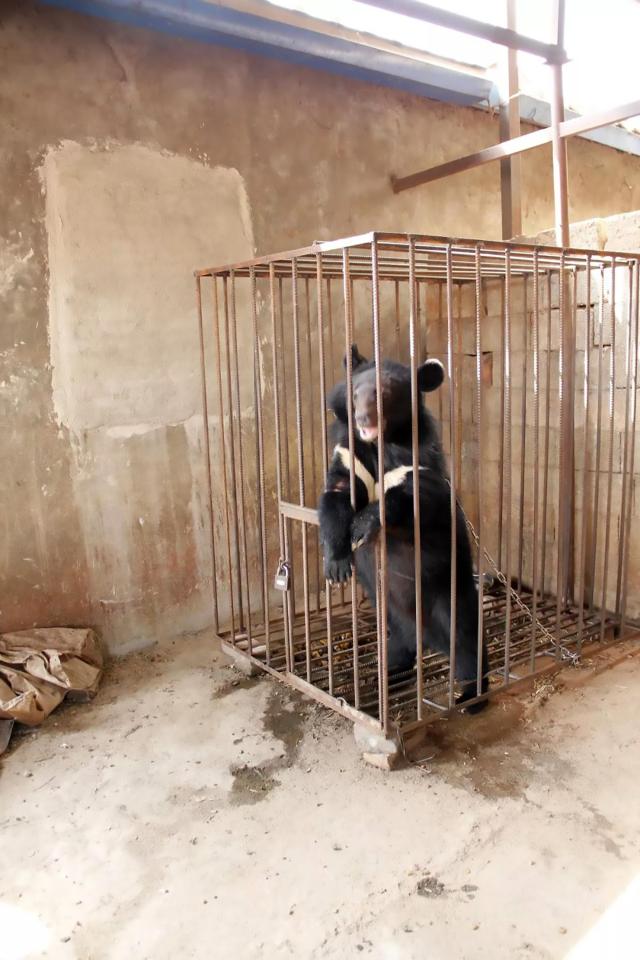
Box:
left=328, top=344, right=445, bottom=444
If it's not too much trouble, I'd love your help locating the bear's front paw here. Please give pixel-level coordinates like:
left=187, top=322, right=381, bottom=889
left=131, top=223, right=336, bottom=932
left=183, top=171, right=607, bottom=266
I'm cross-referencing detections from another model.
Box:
left=325, top=555, right=353, bottom=584
left=351, top=510, right=381, bottom=551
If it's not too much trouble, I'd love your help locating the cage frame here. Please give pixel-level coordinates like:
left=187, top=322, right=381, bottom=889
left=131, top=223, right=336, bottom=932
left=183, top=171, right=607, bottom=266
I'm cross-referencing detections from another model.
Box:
left=196, top=230, right=640, bottom=741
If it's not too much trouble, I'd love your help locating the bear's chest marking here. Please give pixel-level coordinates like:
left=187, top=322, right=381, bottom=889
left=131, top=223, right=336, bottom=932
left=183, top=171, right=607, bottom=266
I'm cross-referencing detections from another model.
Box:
left=334, top=445, right=424, bottom=503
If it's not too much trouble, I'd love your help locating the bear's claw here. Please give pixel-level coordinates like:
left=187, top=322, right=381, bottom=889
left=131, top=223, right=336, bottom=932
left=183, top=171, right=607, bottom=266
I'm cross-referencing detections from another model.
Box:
left=350, top=510, right=381, bottom=551
left=325, top=555, right=352, bottom=584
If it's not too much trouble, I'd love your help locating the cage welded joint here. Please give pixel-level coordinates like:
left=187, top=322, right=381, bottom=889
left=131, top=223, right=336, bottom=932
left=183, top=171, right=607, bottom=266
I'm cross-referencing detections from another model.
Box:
left=195, top=232, right=640, bottom=757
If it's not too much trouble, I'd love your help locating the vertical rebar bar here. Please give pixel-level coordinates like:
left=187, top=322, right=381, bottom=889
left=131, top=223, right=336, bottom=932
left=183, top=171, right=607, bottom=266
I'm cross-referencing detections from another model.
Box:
left=326, top=275, right=345, bottom=609
left=421, top=279, right=428, bottom=355
left=394, top=279, right=401, bottom=360
left=291, top=259, right=312, bottom=679
left=222, top=277, right=245, bottom=634
left=576, top=259, right=592, bottom=652
left=371, top=238, right=389, bottom=732
left=620, top=260, right=639, bottom=632
left=615, top=264, right=635, bottom=619
left=455, top=284, right=463, bottom=488
left=445, top=244, right=458, bottom=708
left=342, top=248, right=360, bottom=708
left=250, top=268, right=270, bottom=658
left=230, top=272, right=253, bottom=653
left=278, top=277, right=297, bottom=638
left=269, top=265, right=292, bottom=671
left=474, top=246, right=485, bottom=696
left=408, top=239, right=424, bottom=720
left=555, top=253, right=567, bottom=652
left=600, top=260, right=617, bottom=641
left=503, top=249, right=513, bottom=680
left=498, top=277, right=506, bottom=572
left=416, top=276, right=423, bottom=362
left=213, top=278, right=238, bottom=642
left=326, top=277, right=336, bottom=382
left=316, top=254, right=335, bottom=695
left=540, top=272, right=553, bottom=598
left=304, top=277, right=321, bottom=614
left=589, top=266, right=606, bottom=611
left=437, top=283, right=445, bottom=429
left=555, top=148, right=576, bottom=609
left=517, top=275, right=528, bottom=591
left=530, top=249, right=540, bottom=670
left=278, top=279, right=292, bottom=501
left=195, top=276, right=219, bottom=634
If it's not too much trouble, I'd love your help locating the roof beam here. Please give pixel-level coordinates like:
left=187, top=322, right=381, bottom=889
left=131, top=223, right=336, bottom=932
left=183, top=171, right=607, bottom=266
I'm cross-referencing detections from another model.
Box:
left=517, top=96, right=640, bottom=158
left=391, top=99, right=640, bottom=193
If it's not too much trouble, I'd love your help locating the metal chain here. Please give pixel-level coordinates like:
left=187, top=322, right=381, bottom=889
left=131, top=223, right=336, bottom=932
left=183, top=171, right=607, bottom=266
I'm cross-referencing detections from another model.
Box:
left=446, top=479, right=579, bottom=663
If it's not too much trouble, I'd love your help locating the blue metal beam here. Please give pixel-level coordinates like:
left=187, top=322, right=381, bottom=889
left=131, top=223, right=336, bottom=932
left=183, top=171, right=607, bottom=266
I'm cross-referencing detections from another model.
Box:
left=41, top=0, right=492, bottom=106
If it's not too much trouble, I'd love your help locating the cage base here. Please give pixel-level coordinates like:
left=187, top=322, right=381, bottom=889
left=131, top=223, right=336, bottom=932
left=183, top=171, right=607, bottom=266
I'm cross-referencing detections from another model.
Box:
left=220, top=583, right=619, bottom=731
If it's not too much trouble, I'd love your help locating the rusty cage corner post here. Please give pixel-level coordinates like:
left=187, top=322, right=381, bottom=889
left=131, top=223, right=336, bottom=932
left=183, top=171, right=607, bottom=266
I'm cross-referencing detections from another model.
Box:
left=342, top=246, right=361, bottom=712
left=195, top=275, right=219, bottom=636
left=250, top=267, right=270, bottom=664
left=445, top=243, right=458, bottom=708
left=269, top=263, right=293, bottom=673
left=371, top=236, right=390, bottom=735
left=195, top=234, right=640, bottom=746
left=408, top=237, right=424, bottom=721
left=620, top=260, right=639, bottom=634
left=474, top=245, right=486, bottom=697
left=316, top=251, right=336, bottom=697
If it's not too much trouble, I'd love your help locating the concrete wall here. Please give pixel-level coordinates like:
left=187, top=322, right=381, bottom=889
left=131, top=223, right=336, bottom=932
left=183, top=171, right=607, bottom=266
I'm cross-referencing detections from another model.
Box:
left=3, top=1, right=640, bottom=651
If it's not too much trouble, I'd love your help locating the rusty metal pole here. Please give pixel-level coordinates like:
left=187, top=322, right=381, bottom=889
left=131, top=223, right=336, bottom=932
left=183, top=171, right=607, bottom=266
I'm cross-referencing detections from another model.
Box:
left=195, top=276, right=219, bottom=634
left=550, top=69, right=570, bottom=247
left=549, top=8, right=574, bottom=609
left=499, top=0, right=522, bottom=240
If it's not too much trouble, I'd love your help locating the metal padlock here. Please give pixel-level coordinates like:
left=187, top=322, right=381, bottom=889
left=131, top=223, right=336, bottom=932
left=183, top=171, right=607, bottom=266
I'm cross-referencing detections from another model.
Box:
left=274, top=560, right=291, bottom=592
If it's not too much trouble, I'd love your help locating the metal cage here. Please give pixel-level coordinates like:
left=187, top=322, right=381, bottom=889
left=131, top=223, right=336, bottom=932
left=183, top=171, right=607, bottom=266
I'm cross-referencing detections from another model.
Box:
left=195, top=232, right=640, bottom=739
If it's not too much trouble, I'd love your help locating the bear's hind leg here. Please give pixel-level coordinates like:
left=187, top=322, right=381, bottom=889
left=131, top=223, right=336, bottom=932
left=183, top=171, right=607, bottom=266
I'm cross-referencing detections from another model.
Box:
left=424, top=593, right=489, bottom=713
left=386, top=611, right=418, bottom=674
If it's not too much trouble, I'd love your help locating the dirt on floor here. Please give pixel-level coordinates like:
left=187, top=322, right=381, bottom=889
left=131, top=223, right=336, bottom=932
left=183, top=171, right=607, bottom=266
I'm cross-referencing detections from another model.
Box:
left=1, top=631, right=640, bottom=960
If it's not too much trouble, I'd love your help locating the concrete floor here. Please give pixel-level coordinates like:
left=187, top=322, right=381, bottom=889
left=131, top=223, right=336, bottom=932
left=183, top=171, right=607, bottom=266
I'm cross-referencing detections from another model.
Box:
left=1, top=632, right=640, bottom=960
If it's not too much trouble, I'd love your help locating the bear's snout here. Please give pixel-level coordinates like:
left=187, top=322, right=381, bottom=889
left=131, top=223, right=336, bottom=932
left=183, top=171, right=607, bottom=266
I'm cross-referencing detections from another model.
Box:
left=354, top=393, right=379, bottom=442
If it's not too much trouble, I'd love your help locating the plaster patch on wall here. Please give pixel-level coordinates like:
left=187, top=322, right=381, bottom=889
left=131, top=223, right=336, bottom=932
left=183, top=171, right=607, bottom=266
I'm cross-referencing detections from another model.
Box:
left=42, top=140, right=255, bottom=434
left=40, top=141, right=255, bottom=651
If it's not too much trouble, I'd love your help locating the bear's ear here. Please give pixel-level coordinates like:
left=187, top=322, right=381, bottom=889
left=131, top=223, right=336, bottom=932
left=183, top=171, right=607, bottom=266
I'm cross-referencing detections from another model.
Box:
left=343, top=344, right=368, bottom=371
left=417, top=358, right=445, bottom=393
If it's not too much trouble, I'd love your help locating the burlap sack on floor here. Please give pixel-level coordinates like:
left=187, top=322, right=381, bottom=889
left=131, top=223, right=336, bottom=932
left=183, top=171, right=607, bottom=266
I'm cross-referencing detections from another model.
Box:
left=0, top=628, right=104, bottom=750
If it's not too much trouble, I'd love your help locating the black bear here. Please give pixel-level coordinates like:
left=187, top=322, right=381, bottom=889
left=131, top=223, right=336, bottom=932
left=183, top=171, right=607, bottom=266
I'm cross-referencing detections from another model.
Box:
left=318, top=345, right=488, bottom=712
